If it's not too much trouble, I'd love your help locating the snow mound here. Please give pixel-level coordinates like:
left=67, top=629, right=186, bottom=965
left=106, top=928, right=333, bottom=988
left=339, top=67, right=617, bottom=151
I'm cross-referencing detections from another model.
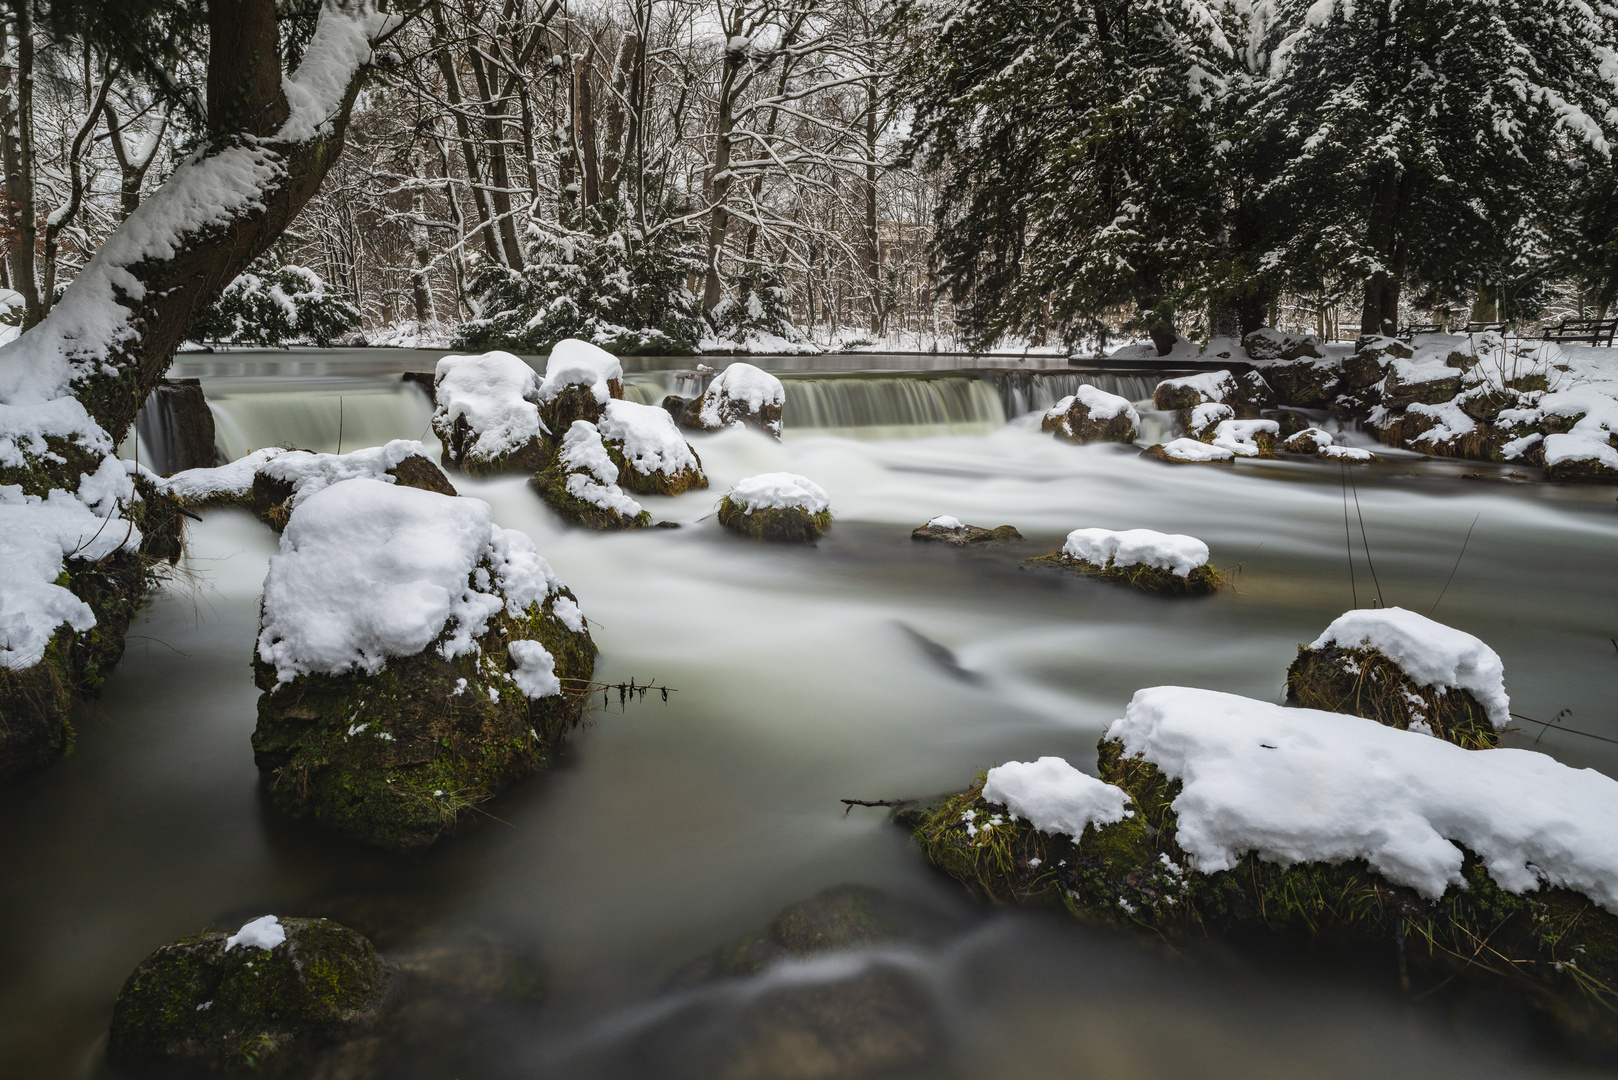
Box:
left=226, top=915, right=285, bottom=952
left=983, top=757, right=1132, bottom=838
left=1155, top=438, right=1235, bottom=463
left=726, top=472, right=829, bottom=514
left=0, top=397, right=113, bottom=468
left=696, top=363, right=785, bottom=435
left=507, top=639, right=561, bottom=699
left=433, top=351, right=545, bottom=459
left=1072, top=384, right=1138, bottom=422
left=926, top=515, right=965, bottom=531
left=1062, top=528, right=1209, bottom=577
left=165, top=447, right=294, bottom=503
left=1310, top=607, right=1509, bottom=728
left=0, top=456, right=142, bottom=669
left=1107, top=687, right=1618, bottom=910
left=1211, top=418, right=1279, bottom=457
left=539, top=338, right=622, bottom=404
left=260, top=440, right=432, bottom=507
left=596, top=399, right=700, bottom=478
left=256, top=478, right=563, bottom=684
left=558, top=421, right=643, bottom=518
left=1284, top=428, right=1376, bottom=461
left=1158, top=370, right=1238, bottom=403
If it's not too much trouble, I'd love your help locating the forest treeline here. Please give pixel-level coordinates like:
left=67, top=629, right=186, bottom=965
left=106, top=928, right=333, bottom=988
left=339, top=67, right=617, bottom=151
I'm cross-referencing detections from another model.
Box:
left=3, top=0, right=1618, bottom=354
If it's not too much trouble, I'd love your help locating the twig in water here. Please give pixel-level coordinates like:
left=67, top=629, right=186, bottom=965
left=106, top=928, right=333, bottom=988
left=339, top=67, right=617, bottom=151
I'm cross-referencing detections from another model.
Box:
left=1349, top=471, right=1385, bottom=607
left=840, top=797, right=916, bottom=816
left=1429, top=513, right=1480, bottom=616
left=1341, top=462, right=1359, bottom=608
left=1514, top=709, right=1618, bottom=746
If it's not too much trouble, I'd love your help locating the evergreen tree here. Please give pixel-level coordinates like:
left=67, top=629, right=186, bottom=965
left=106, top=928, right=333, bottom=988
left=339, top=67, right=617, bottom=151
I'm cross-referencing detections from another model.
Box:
left=189, top=256, right=362, bottom=347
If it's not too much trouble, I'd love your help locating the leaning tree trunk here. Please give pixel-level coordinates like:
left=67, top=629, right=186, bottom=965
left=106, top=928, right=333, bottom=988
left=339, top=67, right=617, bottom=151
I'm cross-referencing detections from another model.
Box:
left=0, top=0, right=398, bottom=445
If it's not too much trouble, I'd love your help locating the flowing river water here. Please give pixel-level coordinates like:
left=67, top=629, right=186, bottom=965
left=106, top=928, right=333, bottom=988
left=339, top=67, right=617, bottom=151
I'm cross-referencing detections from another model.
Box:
left=4, top=349, right=1618, bottom=1079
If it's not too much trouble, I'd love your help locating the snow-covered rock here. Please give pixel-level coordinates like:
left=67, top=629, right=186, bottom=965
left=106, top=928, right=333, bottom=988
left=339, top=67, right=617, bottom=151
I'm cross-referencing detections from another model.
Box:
left=1141, top=438, right=1236, bottom=465
left=530, top=420, right=649, bottom=531
left=1024, top=527, right=1220, bottom=595
left=1041, top=385, right=1140, bottom=444
left=717, top=472, right=832, bottom=542
left=983, top=757, right=1132, bottom=839
left=1279, top=427, right=1377, bottom=462
left=1107, top=686, right=1618, bottom=910
left=910, top=515, right=1022, bottom=545
left=432, top=351, right=548, bottom=475
left=680, top=362, right=786, bottom=439
left=252, top=477, right=595, bottom=850
left=1152, top=369, right=1275, bottom=418
left=595, top=398, right=707, bottom=495
left=537, top=338, right=625, bottom=430
left=1210, top=418, right=1280, bottom=458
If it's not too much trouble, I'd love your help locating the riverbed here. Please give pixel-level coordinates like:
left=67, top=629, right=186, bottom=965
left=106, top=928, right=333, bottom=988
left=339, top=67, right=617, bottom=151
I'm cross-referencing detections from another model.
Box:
left=3, top=349, right=1616, bottom=1078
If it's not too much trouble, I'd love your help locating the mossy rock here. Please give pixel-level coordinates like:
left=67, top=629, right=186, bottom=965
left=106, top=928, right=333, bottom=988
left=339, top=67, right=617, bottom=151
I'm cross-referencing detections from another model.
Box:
left=1544, top=451, right=1618, bottom=484
left=910, top=522, right=1022, bottom=545
left=1022, top=552, right=1224, bottom=596
left=536, top=378, right=623, bottom=434
left=1262, top=359, right=1341, bottom=408
left=1140, top=442, right=1234, bottom=466
left=250, top=453, right=459, bottom=533
left=605, top=439, right=708, bottom=498
left=1384, top=368, right=1464, bottom=411
left=251, top=588, right=596, bottom=852
left=1040, top=398, right=1137, bottom=444
left=0, top=631, right=74, bottom=780
left=106, top=917, right=388, bottom=1076
left=904, top=741, right=1618, bottom=1056
left=528, top=461, right=652, bottom=531
left=1286, top=644, right=1499, bottom=749
left=435, top=412, right=548, bottom=477
left=716, top=496, right=831, bottom=543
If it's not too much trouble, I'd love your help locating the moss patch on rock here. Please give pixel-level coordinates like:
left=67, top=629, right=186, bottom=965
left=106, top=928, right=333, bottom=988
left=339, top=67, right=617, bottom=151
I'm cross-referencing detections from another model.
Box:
left=903, top=739, right=1618, bottom=1055
left=435, top=412, right=548, bottom=477
left=1041, top=398, right=1138, bottom=444
left=605, top=439, right=707, bottom=497
left=251, top=588, right=596, bottom=852
left=717, top=495, right=831, bottom=543
left=1287, top=644, right=1500, bottom=748
left=107, top=917, right=388, bottom=1075
left=1022, top=553, right=1225, bottom=597
left=528, top=459, right=652, bottom=531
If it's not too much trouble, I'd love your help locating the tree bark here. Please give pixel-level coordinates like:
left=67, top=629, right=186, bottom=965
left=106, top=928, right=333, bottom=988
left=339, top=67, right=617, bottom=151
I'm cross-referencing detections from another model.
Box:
left=467, top=45, right=524, bottom=267
left=1, top=3, right=42, bottom=328
left=0, top=0, right=394, bottom=444
left=431, top=4, right=503, bottom=264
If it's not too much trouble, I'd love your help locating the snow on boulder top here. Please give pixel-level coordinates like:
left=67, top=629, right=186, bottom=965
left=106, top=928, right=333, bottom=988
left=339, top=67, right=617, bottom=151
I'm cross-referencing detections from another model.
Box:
left=697, top=362, right=784, bottom=425
left=983, top=757, right=1132, bottom=838
left=258, top=440, right=431, bottom=506
left=539, top=338, right=622, bottom=404
left=434, top=351, right=545, bottom=457
left=256, top=478, right=562, bottom=684
left=558, top=421, right=643, bottom=518
left=926, top=515, right=965, bottom=531
left=0, top=456, right=141, bottom=670
left=1106, top=687, right=1618, bottom=911
left=1062, top=527, right=1210, bottom=577
left=225, top=915, right=286, bottom=952
left=1211, top=418, right=1279, bottom=457
left=0, top=396, right=113, bottom=467
left=1157, top=370, right=1238, bottom=403
left=1156, top=438, right=1235, bottom=463
left=1310, top=607, right=1509, bottom=728
left=1073, top=384, right=1139, bottom=422
left=165, top=447, right=294, bottom=502
left=726, top=472, right=829, bottom=514
left=596, top=399, right=699, bottom=478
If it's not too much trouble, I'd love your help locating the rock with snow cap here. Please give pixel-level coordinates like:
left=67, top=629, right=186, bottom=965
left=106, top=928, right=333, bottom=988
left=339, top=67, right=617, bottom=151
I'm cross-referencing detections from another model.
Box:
left=1040, top=385, right=1140, bottom=444
left=910, top=515, right=1022, bottom=545
left=1279, top=427, right=1378, bottom=462
left=595, top=398, right=707, bottom=496
left=251, top=478, right=596, bottom=851
left=529, top=420, right=653, bottom=531
left=717, top=471, right=831, bottom=542
left=679, top=362, right=785, bottom=439
left=431, top=350, right=549, bottom=475
left=535, top=337, right=625, bottom=431
left=107, top=915, right=388, bottom=1075
left=1152, top=368, right=1275, bottom=419
left=1140, top=437, right=1236, bottom=465
left=1023, top=527, right=1223, bottom=596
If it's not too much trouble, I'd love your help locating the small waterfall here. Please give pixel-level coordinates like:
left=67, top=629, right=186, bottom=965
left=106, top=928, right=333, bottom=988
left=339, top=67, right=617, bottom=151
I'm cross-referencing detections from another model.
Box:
left=782, top=376, right=1004, bottom=437
left=991, top=371, right=1161, bottom=419
left=209, top=384, right=436, bottom=460
left=132, top=381, right=219, bottom=475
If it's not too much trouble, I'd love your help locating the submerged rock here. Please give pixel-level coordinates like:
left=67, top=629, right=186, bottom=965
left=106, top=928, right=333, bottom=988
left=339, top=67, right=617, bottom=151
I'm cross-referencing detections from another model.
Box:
left=530, top=421, right=652, bottom=531
left=107, top=915, right=388, bottom=1076
left=251, top=479, right=596, bottom=851
left=1287, top=607, right=1508, bottom=749
left=1040, top=385, right=1140, bottom=444
left=717, top=472, right=831, bottom=542
left=141, top=378, right=219, bottom=474
left=1023, top=527, right=1224, bottom=596
left=680, top=362, right=786, bottom=439
left=910, top=515, right=1022, bottom=545
left=431, top=350, right=549, bottom=475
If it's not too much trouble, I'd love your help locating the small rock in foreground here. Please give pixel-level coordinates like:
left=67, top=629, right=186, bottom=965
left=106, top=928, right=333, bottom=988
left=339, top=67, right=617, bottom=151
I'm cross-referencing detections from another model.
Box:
left=1141, top=438, right=1236, bottom=465
left=1023, top=527, right=1224, bottom=596
left=911, top=515, right=1022, bottom=545
left=717, top=472, right=831, bottom=542
left=107, top=915, right=388, bottom=1076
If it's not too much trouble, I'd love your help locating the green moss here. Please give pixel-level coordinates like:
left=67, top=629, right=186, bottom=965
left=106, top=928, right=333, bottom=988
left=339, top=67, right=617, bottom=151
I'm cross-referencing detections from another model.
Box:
left=1287, top=644, right=1498, bottom=749
left=1022, top=552, right=1226, bottom=596
left=107, top=917, right=388, bottom=1075
left=432, top=412, right=548, bottom=477
left=716, top=496, right=831, bottom=543
left=252, top=586, right=596, bottom=852
left=906, top=736, right=1618, bottom=1053
left=528, top=463, right=652, bottom=531
left=605, top=439, right=708, bottom=497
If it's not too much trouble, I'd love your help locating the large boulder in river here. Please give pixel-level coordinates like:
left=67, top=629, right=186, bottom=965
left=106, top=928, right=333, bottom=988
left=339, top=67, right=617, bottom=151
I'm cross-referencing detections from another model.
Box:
left=1152, top=369, right=1275, bottom=419
left=536, top=337, right=624, bottom=431
left=718, top=472, right=831, bottom=542
left=529, top=421, right=653, bottom=531
left=1040, top=385, right=1139, bottom=444
left=1286, top=607, right=1509, bottom=749
left=431, top=351, right=548, bottom=475
left=680, top=362, right=785, bottom=439
left=596, top=398, right=707, bottom=496
left=107, top=915, right=388, bottom=1075
left=251, top=478, right=596, bottom=851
